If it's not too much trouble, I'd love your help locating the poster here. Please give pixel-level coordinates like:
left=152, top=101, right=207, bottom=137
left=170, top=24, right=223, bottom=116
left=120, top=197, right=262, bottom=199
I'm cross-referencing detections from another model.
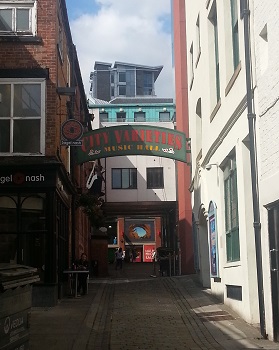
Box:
left=208, top=201, right=219, bottom=277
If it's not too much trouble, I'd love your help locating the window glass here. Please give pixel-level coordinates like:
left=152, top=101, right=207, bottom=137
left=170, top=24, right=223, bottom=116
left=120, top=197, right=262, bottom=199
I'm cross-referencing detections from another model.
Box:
left=134, top=112, right=146, bottom=122
left=0, top=84, right=11, bottom=118
left=159, top=112, right=170, bottom=121
left=112, top=168, right=137, bottom=189
left=119, top=85, right=126, bottom=96
left=0, top=120, right=10, bottom=152
left=14, top=84, right=41, bottom=117
left=147, top=168, right=164, bottom=189
left=0, top=9, right=12, bottom=31
left=224, top=155, right=240, bottom=261
left=100, top=112, right=108, bottom=122
left=14, top=119, right=40, bottom=153
left=17, top=9, right=29, bottom=31
left=118, top=72, right=126, bottom=83
left=117, top=112, right=126, bottom=122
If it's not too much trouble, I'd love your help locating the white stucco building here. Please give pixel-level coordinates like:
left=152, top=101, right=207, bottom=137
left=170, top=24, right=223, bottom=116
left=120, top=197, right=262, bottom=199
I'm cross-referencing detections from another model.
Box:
left=178, top=0, right=279, bottom=339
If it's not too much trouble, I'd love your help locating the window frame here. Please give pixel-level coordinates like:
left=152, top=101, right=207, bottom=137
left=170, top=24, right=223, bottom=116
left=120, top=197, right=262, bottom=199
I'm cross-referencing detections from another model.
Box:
left=224, top=156, right=240, bottom=262
left=0, top=1, right=37, bottom=36
left=146, top=167, right=164, bottom=189
left=111, top=168, right=137, bottom=189
left=0, top=78, right=46, bottom=156
left=230, top=0, right=240, bottom=70
left=209, top=1, right=221, bottom=103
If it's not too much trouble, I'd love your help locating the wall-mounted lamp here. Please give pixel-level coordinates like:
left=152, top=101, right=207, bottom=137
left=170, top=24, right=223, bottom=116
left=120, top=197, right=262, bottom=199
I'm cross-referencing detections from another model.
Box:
left=205, top=163, right=218, bottom=171
left=57, top=87, right=76, bottom=96
left=138, top=107, right=142, bottom=112
left=101, top=108, right=105, bottom=112
left=119, top=108, right=123, bottom=112
left=163, top=107, right=167, bottom=112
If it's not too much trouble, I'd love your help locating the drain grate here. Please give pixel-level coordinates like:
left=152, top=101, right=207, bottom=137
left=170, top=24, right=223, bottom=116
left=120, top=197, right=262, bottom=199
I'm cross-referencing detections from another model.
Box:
left=196, top=310, right=235, bottom=322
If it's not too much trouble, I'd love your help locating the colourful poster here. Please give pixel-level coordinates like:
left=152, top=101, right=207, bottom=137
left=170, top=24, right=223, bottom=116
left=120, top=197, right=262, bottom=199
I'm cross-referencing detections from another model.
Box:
left=143, top=245, right=156, bottom=262
left=208, top=201, right=219, bottom=277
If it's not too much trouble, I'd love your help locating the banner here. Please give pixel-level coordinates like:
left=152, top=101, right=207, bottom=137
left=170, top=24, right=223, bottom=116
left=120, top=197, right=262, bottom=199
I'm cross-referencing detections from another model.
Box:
left=75, top=125, right=189, bottom=164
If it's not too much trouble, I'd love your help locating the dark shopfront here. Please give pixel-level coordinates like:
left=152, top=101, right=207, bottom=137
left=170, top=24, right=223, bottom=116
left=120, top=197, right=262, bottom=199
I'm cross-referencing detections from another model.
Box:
left=0, top=160, right=74, bottom=306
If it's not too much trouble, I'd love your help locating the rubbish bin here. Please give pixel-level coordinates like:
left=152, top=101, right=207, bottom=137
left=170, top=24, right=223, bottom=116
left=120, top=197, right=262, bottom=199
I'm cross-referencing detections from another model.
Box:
left=0, top=263, right=40, bottom=350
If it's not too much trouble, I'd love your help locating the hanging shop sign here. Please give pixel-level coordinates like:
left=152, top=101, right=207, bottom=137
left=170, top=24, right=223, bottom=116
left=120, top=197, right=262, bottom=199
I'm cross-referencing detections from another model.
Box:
left=208, top=201, right=219, bottom=278
left=61, top=119, right=83, bottom=146
left=75, top=125, right=189, bottom=164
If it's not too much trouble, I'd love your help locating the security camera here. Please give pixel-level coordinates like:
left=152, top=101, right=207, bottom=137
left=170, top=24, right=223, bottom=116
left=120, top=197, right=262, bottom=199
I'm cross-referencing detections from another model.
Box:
left=205, top=164, right=212, bottom=171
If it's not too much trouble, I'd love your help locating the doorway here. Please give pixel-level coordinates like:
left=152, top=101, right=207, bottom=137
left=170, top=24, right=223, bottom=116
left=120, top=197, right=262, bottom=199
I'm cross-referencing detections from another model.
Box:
left=268, top=204, right=279, bottom=341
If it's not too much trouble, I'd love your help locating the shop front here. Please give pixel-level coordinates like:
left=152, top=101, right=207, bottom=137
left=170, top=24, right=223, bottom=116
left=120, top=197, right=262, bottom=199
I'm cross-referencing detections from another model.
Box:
left=0, top=158, right=74, bottom=306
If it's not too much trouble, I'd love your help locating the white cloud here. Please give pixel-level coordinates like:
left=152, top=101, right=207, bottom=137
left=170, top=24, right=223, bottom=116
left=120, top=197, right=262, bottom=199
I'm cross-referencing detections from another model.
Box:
left=69, top=0, right=174, bottom=98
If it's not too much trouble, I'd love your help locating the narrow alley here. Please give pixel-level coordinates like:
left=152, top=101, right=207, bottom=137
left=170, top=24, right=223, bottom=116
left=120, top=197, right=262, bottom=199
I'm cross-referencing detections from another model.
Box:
left=29, top=263, right=279, bottom=350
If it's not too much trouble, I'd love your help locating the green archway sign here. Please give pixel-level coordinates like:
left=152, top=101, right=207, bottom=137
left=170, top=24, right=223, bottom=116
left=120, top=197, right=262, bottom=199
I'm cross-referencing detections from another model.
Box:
left=76, top=125, right=190, bottom=164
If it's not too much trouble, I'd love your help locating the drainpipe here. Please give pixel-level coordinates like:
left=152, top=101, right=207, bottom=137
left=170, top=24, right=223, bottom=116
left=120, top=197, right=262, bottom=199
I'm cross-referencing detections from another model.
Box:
left=240, top=0, right=266, bottom=339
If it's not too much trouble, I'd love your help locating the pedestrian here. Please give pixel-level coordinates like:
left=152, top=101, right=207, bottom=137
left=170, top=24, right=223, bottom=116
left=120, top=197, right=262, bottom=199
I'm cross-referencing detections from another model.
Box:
left=151, top=249, right=157, bottom=277
left=115, top=247, right=123, bottom=270
left=75, top=253, right=89, bottom=295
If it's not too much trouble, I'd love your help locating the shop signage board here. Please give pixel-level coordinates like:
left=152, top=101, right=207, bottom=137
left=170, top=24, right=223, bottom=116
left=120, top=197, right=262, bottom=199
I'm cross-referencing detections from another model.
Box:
left=75, top=125, right=189, bottom=164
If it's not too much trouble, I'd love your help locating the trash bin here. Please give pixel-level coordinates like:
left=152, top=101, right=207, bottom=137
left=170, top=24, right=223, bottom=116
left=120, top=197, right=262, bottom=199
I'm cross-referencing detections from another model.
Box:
left=0, top=263, right=40, bottom=350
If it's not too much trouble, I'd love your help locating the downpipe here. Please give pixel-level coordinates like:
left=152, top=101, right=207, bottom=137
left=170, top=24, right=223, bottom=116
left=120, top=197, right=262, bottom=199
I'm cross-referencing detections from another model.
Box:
left=240, top=0, right=267, bottom=339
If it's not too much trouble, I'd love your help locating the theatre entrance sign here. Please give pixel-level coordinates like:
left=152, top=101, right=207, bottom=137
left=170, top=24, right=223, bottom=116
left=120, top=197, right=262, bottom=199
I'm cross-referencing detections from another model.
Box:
left=75, top=125, right=189, bottom=164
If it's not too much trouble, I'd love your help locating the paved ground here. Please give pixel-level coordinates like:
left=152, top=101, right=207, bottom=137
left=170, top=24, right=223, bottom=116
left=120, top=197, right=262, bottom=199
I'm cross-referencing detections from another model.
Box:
left=29, top=263, right=279, bottom=350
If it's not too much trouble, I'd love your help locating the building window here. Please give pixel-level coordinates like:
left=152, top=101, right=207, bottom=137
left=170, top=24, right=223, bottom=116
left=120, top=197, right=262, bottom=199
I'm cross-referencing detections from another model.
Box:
left=134, top=112, right=146, bottom=122
left=112, top=168, right=137, bottom=189
left=118, top=71, right=126, bottom=83
left=209, top=1, right=220, bottom=103
left=159, top=112, right=170, bottom=121
left=0, top=1, right=36, bottom=35
left=100, top=112, right=108, bottom=122
left=224, top=155, right=240, bottom=262
left=147, top=167, right=164, bottom=189
left=58, top=17, right=63, bottom=61
left=230, top=0, right=239, bottom=70
left=116, top=112, right=126, bottom=122
left=0, top=80, right=45, bottom=155
left=143, top=72, right=153, bottom=95
left=189, top=42, right=194, bottom=86
left=118, top=85, right=126, bottom=96
left=195, top=14, right=201, bottom=65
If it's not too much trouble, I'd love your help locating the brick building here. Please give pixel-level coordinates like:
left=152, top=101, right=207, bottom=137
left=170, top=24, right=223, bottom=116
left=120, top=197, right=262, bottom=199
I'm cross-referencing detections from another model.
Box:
left=0, top=0, right=91, bottom=306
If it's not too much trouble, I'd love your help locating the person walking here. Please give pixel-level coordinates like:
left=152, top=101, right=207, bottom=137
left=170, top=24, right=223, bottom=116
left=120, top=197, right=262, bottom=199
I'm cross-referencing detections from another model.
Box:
left=75, top=253, right=89, bottom=295
left=115, top=247, right=123, bottom=270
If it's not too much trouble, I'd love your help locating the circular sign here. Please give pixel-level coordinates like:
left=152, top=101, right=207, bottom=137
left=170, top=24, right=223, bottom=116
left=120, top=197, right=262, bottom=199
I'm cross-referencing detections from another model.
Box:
left=61, top=119, right=83, bottom=141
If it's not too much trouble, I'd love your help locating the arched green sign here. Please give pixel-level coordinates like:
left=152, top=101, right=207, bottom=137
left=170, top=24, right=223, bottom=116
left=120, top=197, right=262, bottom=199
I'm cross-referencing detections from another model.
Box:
left=76, top=125, right=189, bottom=164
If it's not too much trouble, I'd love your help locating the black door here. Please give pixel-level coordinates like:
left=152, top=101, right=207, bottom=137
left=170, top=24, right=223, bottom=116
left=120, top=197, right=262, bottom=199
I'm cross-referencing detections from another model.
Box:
left=268, top=204, right=279, bottom=341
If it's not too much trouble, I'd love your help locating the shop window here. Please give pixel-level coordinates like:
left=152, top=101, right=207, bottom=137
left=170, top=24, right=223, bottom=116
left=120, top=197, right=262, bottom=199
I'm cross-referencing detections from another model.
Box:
left=0, top=80, right=45, bottom=155
left=0, top=1, right=36, bottom=35
left=112, top=168, right=137, bottom=189
left=147, top=167, right=164, bottom=189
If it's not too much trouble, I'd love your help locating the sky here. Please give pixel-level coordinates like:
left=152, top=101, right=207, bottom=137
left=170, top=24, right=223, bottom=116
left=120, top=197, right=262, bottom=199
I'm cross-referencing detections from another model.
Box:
left=65, top=0, right=174, bottom=99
